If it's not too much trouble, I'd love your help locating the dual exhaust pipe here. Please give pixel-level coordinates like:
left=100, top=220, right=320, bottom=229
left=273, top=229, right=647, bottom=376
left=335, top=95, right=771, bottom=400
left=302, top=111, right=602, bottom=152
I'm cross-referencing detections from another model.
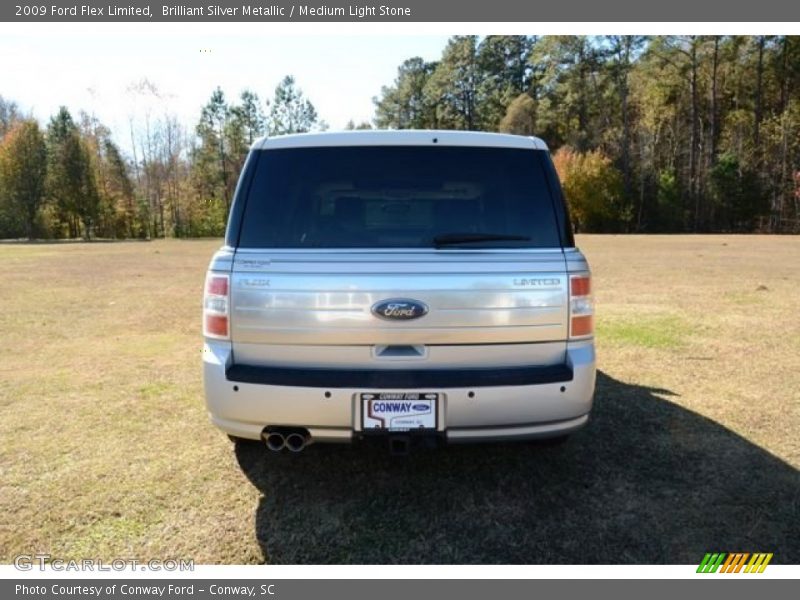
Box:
left=262, top=429, right=423, bottom=455
left=262, top=428, right=311, bottom=453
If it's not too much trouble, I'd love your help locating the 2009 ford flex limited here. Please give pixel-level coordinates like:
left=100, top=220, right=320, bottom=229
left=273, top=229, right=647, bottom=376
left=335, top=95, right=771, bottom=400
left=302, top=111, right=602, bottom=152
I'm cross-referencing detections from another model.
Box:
left=202, top=130, right=595, bottom=453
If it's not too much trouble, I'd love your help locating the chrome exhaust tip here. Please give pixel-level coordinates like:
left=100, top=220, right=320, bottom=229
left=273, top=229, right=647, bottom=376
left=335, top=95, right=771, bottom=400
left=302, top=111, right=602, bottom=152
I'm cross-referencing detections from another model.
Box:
left=285, top=432, right=309, bottom=453
left=263, top=431, right=286, bottom=452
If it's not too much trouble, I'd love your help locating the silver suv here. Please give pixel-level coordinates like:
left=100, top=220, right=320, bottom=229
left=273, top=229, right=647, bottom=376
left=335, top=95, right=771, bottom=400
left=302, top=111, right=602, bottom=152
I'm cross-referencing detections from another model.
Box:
left=202, top=130, right=595, bottom=454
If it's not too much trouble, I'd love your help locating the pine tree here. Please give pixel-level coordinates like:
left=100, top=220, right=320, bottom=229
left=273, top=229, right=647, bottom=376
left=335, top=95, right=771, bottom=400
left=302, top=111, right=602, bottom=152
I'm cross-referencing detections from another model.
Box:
left=425, top=36, right=482, bottom=130
left=0, top=120, right=48, bottom=239
left=46, top=107, right=99, bottom=239
left=267, top=76, right=319, bottom=136
left=373, top=57, right=437, bottom=129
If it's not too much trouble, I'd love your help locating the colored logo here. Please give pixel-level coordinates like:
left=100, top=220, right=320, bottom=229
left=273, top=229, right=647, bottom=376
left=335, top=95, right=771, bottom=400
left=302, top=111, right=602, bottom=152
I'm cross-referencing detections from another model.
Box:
left=371, top=298, right=428, bottom=321
left=697, top=552, right=773, bottom=573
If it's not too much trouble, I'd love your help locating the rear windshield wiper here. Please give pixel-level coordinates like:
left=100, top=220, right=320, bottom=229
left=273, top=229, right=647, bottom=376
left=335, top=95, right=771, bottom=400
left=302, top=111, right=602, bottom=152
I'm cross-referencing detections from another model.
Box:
left=432, top=232, right=532, bottom=248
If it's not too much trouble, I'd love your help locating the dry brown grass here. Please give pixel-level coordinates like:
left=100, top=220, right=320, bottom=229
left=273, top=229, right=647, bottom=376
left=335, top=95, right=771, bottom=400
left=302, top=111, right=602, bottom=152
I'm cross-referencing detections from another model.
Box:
left=0, top=235, right=797, bottom=564
left=586, top=234, right=800, bottom=463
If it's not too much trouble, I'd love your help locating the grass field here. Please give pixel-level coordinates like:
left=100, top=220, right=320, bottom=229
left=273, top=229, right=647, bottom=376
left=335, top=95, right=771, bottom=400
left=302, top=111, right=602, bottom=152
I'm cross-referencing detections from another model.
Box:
left=1, top=235, right=798, bottom=564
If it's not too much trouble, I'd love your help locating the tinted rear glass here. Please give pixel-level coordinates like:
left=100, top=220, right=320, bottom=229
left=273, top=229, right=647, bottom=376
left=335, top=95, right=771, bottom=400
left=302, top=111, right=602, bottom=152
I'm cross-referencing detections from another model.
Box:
left=238, top=146, right=561, bottom=248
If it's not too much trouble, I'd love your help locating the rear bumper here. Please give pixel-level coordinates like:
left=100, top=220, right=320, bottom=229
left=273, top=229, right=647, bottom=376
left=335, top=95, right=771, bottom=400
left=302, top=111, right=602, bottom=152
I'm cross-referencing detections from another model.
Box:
left=203, top=340, right=596, bottom=443
left=226, top=361, right=574, bottom=389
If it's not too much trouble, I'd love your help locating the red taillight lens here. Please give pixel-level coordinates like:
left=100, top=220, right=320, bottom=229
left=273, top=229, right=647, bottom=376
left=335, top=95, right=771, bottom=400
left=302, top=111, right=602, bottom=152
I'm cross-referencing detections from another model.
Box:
left=571, top=276, right=591, bottom=297
left=205, top=314, right=228, bottom=337
left=569, top=274, right=593, bottom=339
left=207, top=276, right=228, bottom=296
left=571, top=315, right=593, bottom=337
left=203, top=273, right=230, bottom=340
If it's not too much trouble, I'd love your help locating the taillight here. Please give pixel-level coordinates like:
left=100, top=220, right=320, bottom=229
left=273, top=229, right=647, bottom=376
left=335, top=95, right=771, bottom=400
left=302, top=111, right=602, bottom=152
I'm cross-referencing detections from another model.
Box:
left=569, top=273, right=593, bottom=339
left=203, top=273, right=230, bottom=339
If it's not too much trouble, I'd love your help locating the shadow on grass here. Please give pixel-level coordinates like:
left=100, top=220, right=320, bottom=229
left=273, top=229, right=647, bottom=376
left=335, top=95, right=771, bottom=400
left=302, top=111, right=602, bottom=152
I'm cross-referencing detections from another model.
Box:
left=235, top=371, right=799, bottom=564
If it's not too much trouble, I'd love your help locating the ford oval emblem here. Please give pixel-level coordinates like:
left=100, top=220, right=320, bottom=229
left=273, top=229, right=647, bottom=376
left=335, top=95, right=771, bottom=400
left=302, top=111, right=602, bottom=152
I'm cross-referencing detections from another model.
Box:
left=371, top=298, right=428, bottom=321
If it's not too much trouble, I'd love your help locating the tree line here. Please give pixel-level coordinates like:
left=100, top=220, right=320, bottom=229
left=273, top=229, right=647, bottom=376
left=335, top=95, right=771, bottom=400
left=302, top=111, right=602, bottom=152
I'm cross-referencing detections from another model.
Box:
left=1, top=36, right=799, bottom=239
left=0, top=75, right=321, bottom=239
left=374, top=36, right=800, bottom=233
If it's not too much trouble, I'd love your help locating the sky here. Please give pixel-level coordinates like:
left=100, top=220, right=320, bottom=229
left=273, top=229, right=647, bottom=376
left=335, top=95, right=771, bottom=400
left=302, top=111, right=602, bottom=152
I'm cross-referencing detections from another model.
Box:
left=0, top=27, right=449, bottom=154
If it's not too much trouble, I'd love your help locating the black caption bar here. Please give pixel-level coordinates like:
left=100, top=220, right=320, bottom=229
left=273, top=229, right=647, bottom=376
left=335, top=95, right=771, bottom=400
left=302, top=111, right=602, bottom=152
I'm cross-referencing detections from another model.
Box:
left=3, top=0, right=800, bottom=21
left=3, top=580, right=795, bottom=600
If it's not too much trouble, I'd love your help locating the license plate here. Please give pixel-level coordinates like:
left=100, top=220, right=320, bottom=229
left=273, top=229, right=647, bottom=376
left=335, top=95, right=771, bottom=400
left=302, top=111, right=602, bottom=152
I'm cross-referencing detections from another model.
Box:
left=361, top=392, right=438, bottom=431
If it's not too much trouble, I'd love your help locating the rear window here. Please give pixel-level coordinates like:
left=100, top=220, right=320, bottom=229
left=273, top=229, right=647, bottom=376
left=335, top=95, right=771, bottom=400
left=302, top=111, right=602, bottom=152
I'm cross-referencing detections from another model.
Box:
left=237, top=146, right=561, bottom=248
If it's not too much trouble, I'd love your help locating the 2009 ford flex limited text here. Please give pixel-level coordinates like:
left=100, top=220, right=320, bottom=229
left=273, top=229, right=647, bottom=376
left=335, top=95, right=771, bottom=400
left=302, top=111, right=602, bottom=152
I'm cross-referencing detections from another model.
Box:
left=202, top=130, right=595, bottom=453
